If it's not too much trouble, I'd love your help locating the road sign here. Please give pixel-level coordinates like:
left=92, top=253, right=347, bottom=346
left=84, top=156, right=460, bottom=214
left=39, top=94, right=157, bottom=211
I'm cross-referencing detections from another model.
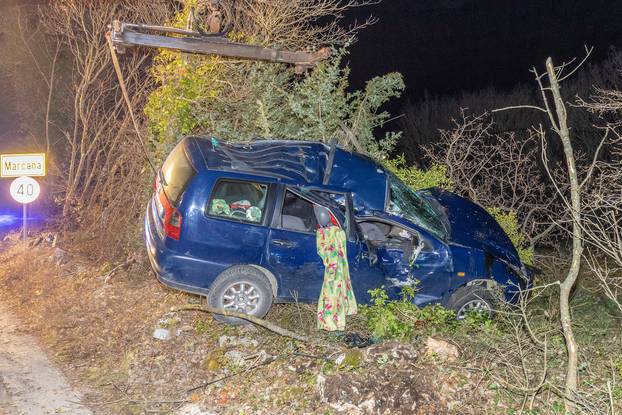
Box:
left=10, top=176, right=41, bottom=204
left=1, top=153, right=46, bottom=177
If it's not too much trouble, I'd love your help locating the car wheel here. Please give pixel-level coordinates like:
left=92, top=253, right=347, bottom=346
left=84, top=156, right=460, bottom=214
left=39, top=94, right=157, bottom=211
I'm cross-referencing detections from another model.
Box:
left=207, top=266, right=273, bottom=325
left=447, top=285, right=494, bottom=320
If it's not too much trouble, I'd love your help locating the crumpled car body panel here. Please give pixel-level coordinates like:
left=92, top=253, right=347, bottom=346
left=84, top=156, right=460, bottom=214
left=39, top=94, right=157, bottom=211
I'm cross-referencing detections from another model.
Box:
left=146, top=138, right=530, bottom=309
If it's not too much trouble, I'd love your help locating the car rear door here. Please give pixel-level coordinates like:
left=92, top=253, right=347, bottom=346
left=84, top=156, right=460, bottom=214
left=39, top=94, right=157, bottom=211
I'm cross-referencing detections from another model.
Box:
left=181, top=175, right=275, bottom=289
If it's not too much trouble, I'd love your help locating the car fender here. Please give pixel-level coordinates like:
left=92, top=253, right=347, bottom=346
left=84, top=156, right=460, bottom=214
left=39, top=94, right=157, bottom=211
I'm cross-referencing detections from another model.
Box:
left=248, top=264, right=279, bottom=298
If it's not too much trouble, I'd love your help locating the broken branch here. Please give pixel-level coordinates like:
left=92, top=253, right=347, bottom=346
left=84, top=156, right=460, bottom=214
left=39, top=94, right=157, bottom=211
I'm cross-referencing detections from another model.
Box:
left=172, top=304, right=313, bottom=343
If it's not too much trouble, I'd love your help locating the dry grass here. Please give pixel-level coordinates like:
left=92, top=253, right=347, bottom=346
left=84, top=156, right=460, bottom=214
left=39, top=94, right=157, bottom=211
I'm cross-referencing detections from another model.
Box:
left=3, top=234, right=618, bottom=414
left=0, top=235, right=498, bottom=414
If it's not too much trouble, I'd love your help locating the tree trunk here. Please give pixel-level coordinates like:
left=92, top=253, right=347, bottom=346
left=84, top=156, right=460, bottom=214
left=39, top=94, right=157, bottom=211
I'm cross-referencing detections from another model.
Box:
left=545, top=57, right=582, bottom=412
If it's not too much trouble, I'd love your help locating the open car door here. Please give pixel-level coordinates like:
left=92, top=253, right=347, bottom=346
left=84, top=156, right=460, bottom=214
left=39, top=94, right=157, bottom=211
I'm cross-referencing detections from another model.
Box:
left=267, top=186, right=385, bottom=303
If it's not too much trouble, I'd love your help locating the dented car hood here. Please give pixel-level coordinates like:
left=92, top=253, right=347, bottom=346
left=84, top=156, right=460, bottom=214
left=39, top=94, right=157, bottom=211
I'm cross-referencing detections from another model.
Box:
left=419, top=188, right=522, bottom=267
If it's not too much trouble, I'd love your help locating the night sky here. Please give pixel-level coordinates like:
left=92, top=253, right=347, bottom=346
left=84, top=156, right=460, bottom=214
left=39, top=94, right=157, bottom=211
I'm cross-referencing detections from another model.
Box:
left=346, top=0, right=622, bottom=101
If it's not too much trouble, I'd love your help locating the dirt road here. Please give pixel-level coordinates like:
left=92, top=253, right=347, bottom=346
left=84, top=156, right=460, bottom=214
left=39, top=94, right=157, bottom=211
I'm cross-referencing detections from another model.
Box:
left=0, top=301, right=92, bottom=415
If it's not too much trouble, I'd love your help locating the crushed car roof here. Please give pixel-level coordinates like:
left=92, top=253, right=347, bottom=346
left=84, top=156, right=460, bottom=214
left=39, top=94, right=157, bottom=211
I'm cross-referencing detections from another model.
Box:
left=185, top=137, right=389, bottom=211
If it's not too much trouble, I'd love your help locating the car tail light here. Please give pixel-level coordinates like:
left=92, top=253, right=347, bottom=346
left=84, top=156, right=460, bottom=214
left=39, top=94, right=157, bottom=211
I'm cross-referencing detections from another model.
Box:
left=165, top=208, right=182, bottom=240
left=158, top=189, right=182, bottom=240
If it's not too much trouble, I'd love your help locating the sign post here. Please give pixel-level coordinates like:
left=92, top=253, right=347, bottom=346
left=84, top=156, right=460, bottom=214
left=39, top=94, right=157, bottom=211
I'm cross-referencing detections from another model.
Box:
left=9, top=176, right=41, bottom=248
left=2, top=153, right=46, bottom=248
left=23, top=203, right=26, bottom=247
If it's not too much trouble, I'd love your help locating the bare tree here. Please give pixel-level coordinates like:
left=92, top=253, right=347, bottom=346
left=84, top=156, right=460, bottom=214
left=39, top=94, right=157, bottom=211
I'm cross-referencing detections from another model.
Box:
left=400, top=49, right=622, bottom=166
left=39, top=1, right=171, bottom=221
left=13, top=0, right=173, bottom=258
left=215, top=0, right=378, bottom=48
left=496, top=50, right=596, bottom=412
left=578, top=88, right=622, bottom=314
left=16, top=8, right=61, bottom=156
left=426, top=111, right=559, bottom=249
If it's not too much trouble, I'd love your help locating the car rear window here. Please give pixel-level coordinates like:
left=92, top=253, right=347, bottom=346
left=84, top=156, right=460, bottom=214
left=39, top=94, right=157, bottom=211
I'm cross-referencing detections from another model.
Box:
left=160, top=142, right=196, bottom=206
left=207, top=180, right=269, bottom=224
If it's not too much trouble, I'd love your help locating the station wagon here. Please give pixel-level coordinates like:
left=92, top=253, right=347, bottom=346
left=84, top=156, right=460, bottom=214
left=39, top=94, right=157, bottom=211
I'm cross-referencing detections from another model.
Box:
left=145, top=138, right=531, bottom=323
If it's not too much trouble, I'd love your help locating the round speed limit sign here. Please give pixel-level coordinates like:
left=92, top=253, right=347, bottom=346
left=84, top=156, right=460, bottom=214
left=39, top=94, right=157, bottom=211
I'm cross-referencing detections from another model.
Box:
left=10, top=176, right=41, bottom=204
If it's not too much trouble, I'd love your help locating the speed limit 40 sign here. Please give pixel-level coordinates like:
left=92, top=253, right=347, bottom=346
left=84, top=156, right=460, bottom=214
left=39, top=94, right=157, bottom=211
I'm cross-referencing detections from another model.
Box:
left=10, top=176, right=41, bottom=204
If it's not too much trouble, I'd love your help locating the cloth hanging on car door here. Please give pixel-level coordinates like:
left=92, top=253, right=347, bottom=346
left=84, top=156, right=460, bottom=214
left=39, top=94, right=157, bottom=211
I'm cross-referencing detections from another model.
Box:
left=316, top=226, right=357, bottom=331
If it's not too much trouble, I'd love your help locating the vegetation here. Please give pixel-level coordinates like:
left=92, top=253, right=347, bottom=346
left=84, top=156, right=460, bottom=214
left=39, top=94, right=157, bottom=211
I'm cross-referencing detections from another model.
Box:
left=486, top=208, right=534, bottom=265
left=145, top=2, right=404, bottom=160
left=383, top=154, right=453, bottom=190
left=360, top=286, right=458, bottom=340
left=7, top=1, right=622, bottom=414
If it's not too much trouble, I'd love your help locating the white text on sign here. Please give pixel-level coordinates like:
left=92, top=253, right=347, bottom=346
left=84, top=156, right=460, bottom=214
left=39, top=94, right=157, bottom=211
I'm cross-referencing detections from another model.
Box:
left=1, top=153, right=46, bottom=177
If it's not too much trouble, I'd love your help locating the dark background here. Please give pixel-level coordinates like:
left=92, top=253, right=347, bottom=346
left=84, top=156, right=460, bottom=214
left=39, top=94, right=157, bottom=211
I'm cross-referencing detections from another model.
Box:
left=346, top=0, right=622, bottom=100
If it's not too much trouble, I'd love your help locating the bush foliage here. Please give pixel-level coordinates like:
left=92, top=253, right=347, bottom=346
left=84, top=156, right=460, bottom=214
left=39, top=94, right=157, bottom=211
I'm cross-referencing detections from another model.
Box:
left=486, top=208, right=534, bottom=265
left=360, top=286, right=498, bottom=341
left=383, top=154, right=452, bottom=190
left=144, top=4, right=404, bottom=159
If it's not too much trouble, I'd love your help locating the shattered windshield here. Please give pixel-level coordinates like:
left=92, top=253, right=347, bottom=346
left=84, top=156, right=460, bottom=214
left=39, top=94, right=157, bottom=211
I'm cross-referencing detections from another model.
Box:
left=387, top=173, right=449, bottom=240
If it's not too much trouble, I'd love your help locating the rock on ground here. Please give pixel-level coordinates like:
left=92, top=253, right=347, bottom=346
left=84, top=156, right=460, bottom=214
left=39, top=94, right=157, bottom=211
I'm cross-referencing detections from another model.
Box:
left=424, top=337, right=460, bottom=362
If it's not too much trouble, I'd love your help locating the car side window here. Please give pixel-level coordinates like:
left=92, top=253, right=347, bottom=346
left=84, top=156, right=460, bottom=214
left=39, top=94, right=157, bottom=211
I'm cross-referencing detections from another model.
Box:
left=280, top=191, right=319, bottom=233
left=207, top=180, right=268, bottom=224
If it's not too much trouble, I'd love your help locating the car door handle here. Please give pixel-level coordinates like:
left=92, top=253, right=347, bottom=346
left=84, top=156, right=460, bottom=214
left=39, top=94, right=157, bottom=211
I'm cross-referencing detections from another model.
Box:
left=361, top=251, right=378, bottom=265
left=272, top=239, right=296, bottom=248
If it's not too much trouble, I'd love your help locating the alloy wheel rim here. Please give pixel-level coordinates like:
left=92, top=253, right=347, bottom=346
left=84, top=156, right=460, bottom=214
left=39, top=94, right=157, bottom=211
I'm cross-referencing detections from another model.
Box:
left=457, top=299, right=491, bottom=320
left=222, top=282, right=261, bottom=313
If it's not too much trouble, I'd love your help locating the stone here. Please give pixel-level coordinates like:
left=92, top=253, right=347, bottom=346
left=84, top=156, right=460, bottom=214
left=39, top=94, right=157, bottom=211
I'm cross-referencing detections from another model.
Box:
left=224, top=350, right=245, bottom=367
left=424, top=337, right=459, bottom=362
left=175, top=404, right=217, bottom=415
left=334, top=353, right=346, bottom=365
left=152, top=328, right=172, bottom=341
left=53, top=248, right=69, bottom=266
left=176, top=325, right=194, bottom=337
left=316, top=374, right=326, bottom=402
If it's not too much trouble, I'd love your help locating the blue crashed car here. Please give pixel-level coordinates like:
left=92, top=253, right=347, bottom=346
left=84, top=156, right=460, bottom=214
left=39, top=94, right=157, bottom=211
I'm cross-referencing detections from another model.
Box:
left=145, top=137, right=531, bottom=323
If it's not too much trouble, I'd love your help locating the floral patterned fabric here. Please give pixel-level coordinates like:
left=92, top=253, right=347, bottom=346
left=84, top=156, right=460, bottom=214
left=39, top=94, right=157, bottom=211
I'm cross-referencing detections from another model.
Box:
left=316, top=226, right=357, bottom=331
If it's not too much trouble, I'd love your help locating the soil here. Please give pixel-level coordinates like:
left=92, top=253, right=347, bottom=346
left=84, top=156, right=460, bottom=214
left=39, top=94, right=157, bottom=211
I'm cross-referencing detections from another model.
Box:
left=0, top=234, right=493, bottom=414
left=0, top=301, right=92, bottom=415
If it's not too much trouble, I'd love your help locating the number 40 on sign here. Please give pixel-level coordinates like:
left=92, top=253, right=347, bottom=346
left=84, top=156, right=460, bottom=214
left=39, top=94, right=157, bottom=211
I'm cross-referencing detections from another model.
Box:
left=8, top=176, right=41, bottom=247
left=10, top=176, right=41, bottom=204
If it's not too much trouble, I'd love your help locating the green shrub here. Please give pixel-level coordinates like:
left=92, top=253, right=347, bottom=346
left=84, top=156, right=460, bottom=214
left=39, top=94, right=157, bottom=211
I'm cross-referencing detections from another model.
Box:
left=383, top=155, right=453, bottom=190
left=144, top=4, right=405, bottom=160
left=487, top=208, right=534, bottom=265
left=360, top=286, right=458, bottom=340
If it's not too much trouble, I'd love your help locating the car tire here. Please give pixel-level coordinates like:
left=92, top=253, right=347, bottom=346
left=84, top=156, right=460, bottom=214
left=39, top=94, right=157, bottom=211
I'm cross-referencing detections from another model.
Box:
left=447, top=285, right=494, bottom=320
left=207, top=266, right=273, bottom=325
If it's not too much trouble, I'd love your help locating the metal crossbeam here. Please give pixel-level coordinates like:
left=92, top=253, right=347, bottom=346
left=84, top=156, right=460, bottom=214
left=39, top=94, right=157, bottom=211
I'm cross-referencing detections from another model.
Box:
left=110, top=20, right=330, bottom=72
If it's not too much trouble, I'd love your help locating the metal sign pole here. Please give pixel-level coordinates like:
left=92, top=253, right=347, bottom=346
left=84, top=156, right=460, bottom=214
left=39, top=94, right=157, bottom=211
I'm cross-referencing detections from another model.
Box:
left=23, top=203, right=27, bottom=250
